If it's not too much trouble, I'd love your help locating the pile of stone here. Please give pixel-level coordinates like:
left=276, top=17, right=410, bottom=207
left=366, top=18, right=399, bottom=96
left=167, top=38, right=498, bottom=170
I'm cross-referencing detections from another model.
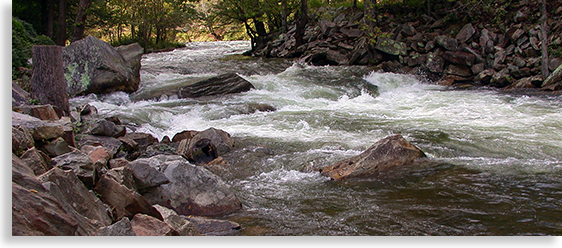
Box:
left=12, top=103, right=243, bottom=236
left=251, top=2, right=562, bottom=91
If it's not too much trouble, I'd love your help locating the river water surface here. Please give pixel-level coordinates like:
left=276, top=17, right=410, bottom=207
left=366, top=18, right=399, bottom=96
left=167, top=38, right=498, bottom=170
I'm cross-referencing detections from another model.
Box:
left=70, top=41, right=562, bottom=235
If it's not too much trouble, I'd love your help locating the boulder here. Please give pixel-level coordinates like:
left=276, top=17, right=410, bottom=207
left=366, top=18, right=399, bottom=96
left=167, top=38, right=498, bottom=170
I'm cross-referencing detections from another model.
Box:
left=97, top=217, right=136, bottom=236
left=38, top=168, right=113, bottom=235
left=77, top=134, right=123, bottom=158
left=129, top=158, right=170, bottom=193
left=86, top=119, right=126, bottom=137
left=442, top=51, right=476, bottom=66
left=115, top=42, right=143, bottom=88
left=20, top=147, right=51, bottom=176
left=12, top=112, right=64, bottom=141
left=105, top=166, right=137, bottom=191
left=41, top=137, right=72, bottom=158
left=192, top=128, right=234, bottom=155
left=12, top=154, right=79, bottom=236
left=12, top=125, right=34, bottom=156
left=63, top=36, right=140, bottom=96
left=184, top=216, right=241, bottom=236
left=320, top=135, right=426, bottom=180
left=140, top=155, right=242, bottom=216
left=153, top=205, right=201, bottom=236
left=375, top=37, right=407, bottom=56
left=12, top=82, right=31, bottom=107
left=435, top=36, right=458, bottom=51
left=475, top=69, right=496, bottom=84
left=121, top=133, right=158, bottom=150
left=17, top=105, right=59, bottom=121
left=455, top=23, right=476, bottom=43
left=178, top=138, right=218, bottom=165
left=445, top=64, right=472, bottom=77
left=542, top=64, right=562, bottom=90
left=425, top=52, right=445, bottom=73
left=94, top=174, right=162, bottom=220
left=81, top=145, right=112, bottom=169
left=130, top=213, right=178, bottom=236
left=51, top=150, right=98, bottom=187
left=490, top=68, right=513, bottom=88
left=178, top=73, right=255, bottom=98
left=172, top=130, right=198, bottom=143
left=507, top=75, right=543, bottom=89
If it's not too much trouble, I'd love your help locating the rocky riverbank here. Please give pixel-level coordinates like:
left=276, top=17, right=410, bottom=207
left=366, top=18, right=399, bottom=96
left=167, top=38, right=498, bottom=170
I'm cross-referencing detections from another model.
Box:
left=11, top=100, right=246, bottom=235
left=248, top=0, right=562, bottom=91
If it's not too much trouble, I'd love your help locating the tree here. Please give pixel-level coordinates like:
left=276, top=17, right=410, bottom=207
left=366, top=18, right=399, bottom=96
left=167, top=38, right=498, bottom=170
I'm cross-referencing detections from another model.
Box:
left=30, top=45, right=70, bottom=117
left=71, top=0, right=93, bottom=42
left=56, top=0, right=67, bottom=46
left=540, top=0, right=549, bottom=80
left=294, top=0, right=308, bottom=48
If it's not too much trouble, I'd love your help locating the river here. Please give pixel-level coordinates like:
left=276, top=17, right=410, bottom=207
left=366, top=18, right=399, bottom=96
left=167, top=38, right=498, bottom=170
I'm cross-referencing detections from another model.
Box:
left=70, top=41, right=562, bottom=235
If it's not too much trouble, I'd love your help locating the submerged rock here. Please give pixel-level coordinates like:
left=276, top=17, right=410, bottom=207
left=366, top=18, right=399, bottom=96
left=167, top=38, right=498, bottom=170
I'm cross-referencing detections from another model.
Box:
left=320, top=135, right=426, bottom=180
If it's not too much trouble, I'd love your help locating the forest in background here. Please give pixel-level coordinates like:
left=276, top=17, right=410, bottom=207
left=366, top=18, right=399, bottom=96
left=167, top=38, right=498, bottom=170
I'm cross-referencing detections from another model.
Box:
left=14, top=0, right=525, bottom=48
left=13, top=0, right=558, bottom=80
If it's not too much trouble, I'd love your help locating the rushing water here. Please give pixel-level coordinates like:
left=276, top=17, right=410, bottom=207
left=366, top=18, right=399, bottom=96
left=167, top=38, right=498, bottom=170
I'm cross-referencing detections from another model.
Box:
left=70, top=41, right=562, bottom=236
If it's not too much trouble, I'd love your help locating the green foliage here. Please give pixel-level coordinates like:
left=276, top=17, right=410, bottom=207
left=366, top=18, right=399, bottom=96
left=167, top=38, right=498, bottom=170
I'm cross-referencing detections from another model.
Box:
left=12, top=17, right=54, bottom=79
left=89, top=0, right=197, bottom=49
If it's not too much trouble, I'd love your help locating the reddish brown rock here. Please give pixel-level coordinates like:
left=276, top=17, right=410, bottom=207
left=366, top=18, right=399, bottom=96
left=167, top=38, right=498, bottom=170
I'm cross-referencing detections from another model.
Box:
left=130, top=214, right=178, bottom=236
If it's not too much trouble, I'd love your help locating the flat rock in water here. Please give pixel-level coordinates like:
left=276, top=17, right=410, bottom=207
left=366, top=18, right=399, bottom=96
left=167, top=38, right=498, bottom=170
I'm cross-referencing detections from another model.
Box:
left=320, top=135, right=426, bottom=180
left=178, top=73, right=255, bottom=98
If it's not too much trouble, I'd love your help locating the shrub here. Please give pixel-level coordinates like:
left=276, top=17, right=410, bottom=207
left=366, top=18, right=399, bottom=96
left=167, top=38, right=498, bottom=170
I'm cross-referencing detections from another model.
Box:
left=12, top=17, right=54, bottom=79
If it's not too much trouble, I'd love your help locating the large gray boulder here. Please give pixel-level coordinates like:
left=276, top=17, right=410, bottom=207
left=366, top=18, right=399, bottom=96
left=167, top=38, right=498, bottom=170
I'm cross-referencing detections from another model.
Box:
left=63, top=36, right=142, bottom=96
left=320, top=135, right=426, bottom=180
left=141, top=155, right=242, bottom=217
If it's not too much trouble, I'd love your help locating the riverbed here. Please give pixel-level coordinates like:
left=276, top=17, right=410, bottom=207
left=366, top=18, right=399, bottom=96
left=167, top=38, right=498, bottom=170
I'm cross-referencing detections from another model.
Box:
left=70, top=41, right=562, bottom=235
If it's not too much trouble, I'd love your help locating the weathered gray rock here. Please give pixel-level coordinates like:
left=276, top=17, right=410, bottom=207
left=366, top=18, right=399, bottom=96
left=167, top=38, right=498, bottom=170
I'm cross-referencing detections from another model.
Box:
left=115, top=42, right=143, bottom=88
left=63, top=36, right=140, bottom=96
left=184, top=216, right=241, bottom=236
left=172, top=130, right=198, bottom=143
left=12, top=125, right=34, bottom=156
left=455, top=23, right=476, bottom=43
left=20, top=147, right=51, bottom=176
left=42, top=137, right=72, bottom=157
left=141, top=155, right=242, bottom=216
left=12, top=82, right=31, bottom=107
left=490, top=68, right=512, bottom=88
left=94, top=174, right=161, bottom=220
left=130, top=213, right=178, bottom=236
left=445, top=64, right=472, bottom=77
left=190, top=128, right=234, bottom=156
left=542, top=64, right=562, bottom=90
left=129, top=158, right=170, bottom=192
left=425, top=52, right=445, bottom=73
left=179, top=138, right=218, bottom=165
left=508, top=75, right=543, bottom=89
left=375, top=37, right=407, bottom=56
left=320, top=135, right=426, bottom=180
left=51, top=149, right=98, bottom=187
left=12, top=112, right=65, bottom=141
left=442, top=51, right=476, bottom=66
left=153, top=205, right=201, bottom=236
left=106, top=166, right=137, bottom=191
left=475, top=69, right=496, bottom=84
left=12, top=154, right=79, bottom=236
left=435, top=35, right=458, bottom=51
left=17, top=104, right=59, bottom=121
left=178, top=73, right=255, bottom=98
left=97, top=217, right=136, bottom=236
left=86, top=119, right=126, bottom=137
left=121, top=132, right=158, bottom=150
left=77, top=134, right=123, bottom=158
left=38, top=168, right=113, bottom=235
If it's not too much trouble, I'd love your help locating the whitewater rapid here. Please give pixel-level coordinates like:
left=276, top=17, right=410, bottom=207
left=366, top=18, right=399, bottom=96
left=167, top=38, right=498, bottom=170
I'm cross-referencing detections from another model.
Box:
left=69, top=41, right=562, bottom=235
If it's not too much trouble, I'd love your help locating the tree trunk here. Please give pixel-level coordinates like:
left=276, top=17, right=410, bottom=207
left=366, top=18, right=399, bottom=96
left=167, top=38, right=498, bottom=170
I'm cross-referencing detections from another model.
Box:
left=540, top=0, right=549, bottom=79
left=281, top=0, right=288, bottom=33
left=46, top=0, right=55, bottom=38
left=71, top=0, right=92, bottom=43
left=364, top=0, right=376, bottom=33
left=56, top=0, right=67, bottom=46
left=295, top=0, right=308, bottom=48
left=30, top=45, right=70, bottom=117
